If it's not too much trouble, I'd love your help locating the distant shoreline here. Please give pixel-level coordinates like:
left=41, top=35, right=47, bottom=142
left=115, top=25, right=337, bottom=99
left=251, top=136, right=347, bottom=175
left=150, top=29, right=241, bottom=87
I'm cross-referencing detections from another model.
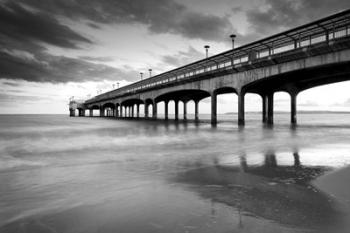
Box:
left=1, top=111, right=350, bottom=115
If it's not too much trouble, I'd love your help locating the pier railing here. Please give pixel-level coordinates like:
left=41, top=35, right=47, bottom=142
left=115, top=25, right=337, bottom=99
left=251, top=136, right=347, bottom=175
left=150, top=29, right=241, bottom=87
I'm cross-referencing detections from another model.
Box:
left=85, top=9, right=350, bottom=104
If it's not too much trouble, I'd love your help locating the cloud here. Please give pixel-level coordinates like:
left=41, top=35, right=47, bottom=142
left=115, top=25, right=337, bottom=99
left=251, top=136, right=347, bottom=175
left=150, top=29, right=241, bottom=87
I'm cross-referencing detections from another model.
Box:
left=0, top=1, right=92, bottom=49
left=299, top=101, right=319, bottom=107
left=79, top=56, right=115, bottom=62
left=161, top=46, right=204, bottom=68
left=0, top=93, right=46, bottom=103
left=0, top=1, right=140, bottom=83
left=334, top=98, right=350, bottom=107
left=0, top=50, right=138, bottom=83
left=246, top=0, right=350, bottom=35
left=18, top=0, right=234, bottom=42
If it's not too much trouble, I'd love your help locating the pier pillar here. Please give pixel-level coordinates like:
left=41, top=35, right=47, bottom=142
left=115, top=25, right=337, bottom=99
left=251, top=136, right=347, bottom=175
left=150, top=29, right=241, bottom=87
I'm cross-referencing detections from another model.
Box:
left=131, top=105, right=134, bottom=118
left=100, top=107, right=104, bottom=117
left=265, top=153, right=277, bottom=167
left=69, top=109, right=75, bottom=117
left=145, top=104, right=149, bottom=118
left=136, top=104, right=140, bottom=118
left=239, top=155, right=248, bottom=172
left=293, top=152, right=301, bottom=167
left=183, top=101, right=187, bottom=120
left=290, top=93, right=297, bottom=125
left=175, top=100, right=179, bottom=121
left=115, top=105, right=119, bottom=118
left=194, top=100, right=199, bottom=122
left=120, top=106, right=123, bottom=117
left=238, top=91, right=245, bottom=126
left=267, top=93, right=274, bottom=125
left=262, top=95, right=267, bottom=123
left=89, top=109, right=93, bottom=117
left=211, top=93, right=217, bottom=125
left=164, top=101, right=169, bottom=120
left=152, top=102, right=157, bottom=119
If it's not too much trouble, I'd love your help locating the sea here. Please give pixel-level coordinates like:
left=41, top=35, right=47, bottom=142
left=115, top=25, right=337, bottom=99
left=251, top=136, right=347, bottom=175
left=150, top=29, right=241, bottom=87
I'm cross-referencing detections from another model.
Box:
left=1, top=113, right=350, bottom=233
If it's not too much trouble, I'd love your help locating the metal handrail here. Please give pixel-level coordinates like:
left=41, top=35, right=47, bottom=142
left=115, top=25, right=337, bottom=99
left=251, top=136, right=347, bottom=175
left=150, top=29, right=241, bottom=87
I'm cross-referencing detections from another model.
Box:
left=85, top=9, right=350, bottom=104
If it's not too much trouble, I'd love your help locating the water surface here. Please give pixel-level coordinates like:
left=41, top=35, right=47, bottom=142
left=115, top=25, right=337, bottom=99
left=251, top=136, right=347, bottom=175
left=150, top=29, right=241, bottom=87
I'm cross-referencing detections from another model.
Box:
left=1, top=113, right=350, bottom=233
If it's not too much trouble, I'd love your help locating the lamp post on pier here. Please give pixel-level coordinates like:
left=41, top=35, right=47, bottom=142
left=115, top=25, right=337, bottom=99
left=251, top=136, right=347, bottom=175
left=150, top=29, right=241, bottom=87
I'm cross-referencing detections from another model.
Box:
left=230, top=34, right=237, bottom=49
left=204, top=45, right=210, bottom=58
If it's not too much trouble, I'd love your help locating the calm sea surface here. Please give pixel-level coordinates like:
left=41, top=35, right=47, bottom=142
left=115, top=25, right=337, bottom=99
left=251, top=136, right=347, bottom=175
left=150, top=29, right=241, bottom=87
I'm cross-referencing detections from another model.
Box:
left=1, top=113, right=350, bottom=233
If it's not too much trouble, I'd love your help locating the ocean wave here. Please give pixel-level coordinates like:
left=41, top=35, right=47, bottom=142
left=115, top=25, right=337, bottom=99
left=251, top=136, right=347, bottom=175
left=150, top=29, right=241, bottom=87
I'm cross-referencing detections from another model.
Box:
left=0, top=155, right=47, bottom=171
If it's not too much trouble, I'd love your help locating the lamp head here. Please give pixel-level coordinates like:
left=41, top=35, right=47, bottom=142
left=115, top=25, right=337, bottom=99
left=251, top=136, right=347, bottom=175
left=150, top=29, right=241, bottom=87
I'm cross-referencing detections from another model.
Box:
left=230, top=34, right=236, bottom=39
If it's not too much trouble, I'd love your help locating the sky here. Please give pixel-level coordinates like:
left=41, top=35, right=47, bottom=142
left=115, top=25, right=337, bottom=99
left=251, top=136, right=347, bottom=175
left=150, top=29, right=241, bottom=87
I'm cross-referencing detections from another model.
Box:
left=1, top=0, right=350, bottom=114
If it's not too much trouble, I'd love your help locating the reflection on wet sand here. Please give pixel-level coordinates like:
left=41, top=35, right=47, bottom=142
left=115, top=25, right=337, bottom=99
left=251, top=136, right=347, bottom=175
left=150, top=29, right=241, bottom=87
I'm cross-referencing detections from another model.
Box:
left=174, top=151, right=342, bottom=231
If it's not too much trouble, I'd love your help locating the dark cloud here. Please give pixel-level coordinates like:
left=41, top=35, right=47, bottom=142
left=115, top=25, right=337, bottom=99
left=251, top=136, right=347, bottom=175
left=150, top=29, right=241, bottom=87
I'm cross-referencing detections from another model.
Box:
left=246, top=0, right=350, bottom=35
left=0, top=1, right=139, bottom=83
left=18, top=0, right=233, bottom=42
left=0, top=50, right=138, bottom=83
left=0, top=1, right=92, bottom=49
left=2, top=81, right=21, bottom=87
left=161, top=46, right=204, bottom=68
left=79, top=56, right=115, bottom=62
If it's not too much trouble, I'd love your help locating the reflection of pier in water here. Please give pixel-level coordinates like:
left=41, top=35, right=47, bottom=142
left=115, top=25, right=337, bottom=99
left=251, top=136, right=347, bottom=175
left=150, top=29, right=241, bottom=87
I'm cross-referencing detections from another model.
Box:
left=175, top=151, right=341, bottom=230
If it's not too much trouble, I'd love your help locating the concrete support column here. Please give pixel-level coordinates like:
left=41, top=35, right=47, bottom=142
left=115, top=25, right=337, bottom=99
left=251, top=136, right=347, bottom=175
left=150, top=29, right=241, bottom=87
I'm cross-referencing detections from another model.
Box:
left=211, top=93, right=217, bottom=125
left=267, top=93, right=274, bottom=125
left=69, top=109, right=75, bottom=117
left=131, top=105, right=134, bottom=118
left=175, top=100, right=179, bottom=121
left=265, top=153, right=277, bottom=167
left=136, top=104, right=140, bottom=118
left=194, top=100, right=199, bottom=122
left=89, top=109, right=93, bottom=117
left=100, top=107, right=104, bottom=117
left=293, top=152, right=300, bottom=167
left=262, top=95, right=267, bottom=123
left=164, top=101, right=169, bottom=120
left=115, top=106, right=119, bottom=118
left=152, top=102, right=157, bottom=119
left=238, top=92, right=245, bottom=126
left=290, top=93, right=297, bottom=125
left=145, top=104, right=149, bottom=118
left=183, top=101, right=187, bottom=120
